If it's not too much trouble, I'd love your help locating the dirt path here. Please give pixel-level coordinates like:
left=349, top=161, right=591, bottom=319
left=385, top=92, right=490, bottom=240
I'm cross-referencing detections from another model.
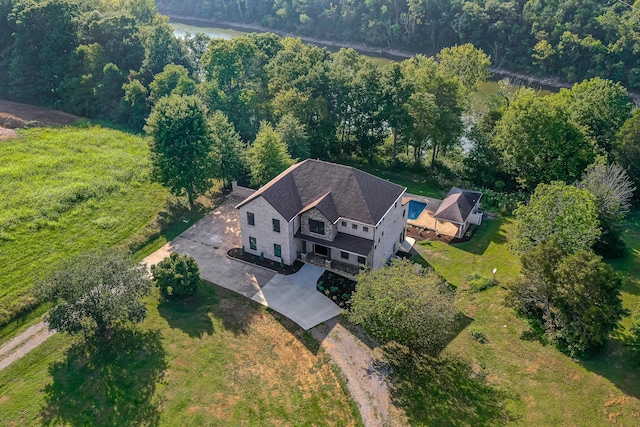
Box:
left=310, top=318, right=406, bottom=427
left=0, top=321, right=55, bottom=372
left=0, top=99, right=79, bottom=128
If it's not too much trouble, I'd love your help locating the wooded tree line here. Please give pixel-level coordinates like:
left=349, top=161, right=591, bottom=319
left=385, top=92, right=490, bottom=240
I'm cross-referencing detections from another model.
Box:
left=157, top=0, right=640, bottom=91
left=2, top=0, right=640, bottom=202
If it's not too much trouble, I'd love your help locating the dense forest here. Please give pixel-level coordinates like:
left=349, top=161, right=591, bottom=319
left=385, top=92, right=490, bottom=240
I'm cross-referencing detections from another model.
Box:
left=0, top=0, right=638, bottom=202
left=157, top=0, right=640, bottom=92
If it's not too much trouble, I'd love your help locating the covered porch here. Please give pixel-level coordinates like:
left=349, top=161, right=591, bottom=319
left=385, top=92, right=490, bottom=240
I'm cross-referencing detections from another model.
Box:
left=295, top=231, right=373, bottom=279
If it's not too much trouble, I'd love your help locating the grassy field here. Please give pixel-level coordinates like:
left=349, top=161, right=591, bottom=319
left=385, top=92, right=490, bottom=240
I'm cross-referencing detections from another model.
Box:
left=0, top=285, right=361, bottom=426
left=408, top=215, right=640, bottom=425
left=0, top=125, right=170, bottom=325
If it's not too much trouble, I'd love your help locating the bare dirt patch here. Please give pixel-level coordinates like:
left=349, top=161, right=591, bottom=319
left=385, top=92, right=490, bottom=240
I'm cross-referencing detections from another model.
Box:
left=0, top=127, right=17, bottom=140
left=310, top=317, right=408, bottom=427
left=0, top=98, right=79, bottom=128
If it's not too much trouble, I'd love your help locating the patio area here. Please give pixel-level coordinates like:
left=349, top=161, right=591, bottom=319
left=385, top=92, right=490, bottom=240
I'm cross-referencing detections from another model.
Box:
left=404, top=194, right=460, bottom=237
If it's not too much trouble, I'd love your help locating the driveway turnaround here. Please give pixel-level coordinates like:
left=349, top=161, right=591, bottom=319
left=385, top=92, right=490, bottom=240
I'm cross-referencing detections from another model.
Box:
left=253, top=264, right=343, bottom=330
left=143, top=197, right=342, bottom=330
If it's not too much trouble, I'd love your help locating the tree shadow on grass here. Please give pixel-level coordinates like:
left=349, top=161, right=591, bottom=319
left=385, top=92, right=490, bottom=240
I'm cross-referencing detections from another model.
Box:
left=380, top=345, right=520, bottom=426
left=158, top=282, right=264, bottom=337
left=207, top=283, right=264, bottom=336
left=581, top=337, right=640, bottom=399
left=455, top=217, right=509, bottom=256
left=41, top=328, right=166, bottom=426
left=157, top=285, right=215, bottom=338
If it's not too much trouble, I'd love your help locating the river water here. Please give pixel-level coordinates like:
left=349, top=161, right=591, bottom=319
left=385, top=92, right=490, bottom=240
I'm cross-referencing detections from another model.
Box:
left=170, top=19, right=552, bottom=100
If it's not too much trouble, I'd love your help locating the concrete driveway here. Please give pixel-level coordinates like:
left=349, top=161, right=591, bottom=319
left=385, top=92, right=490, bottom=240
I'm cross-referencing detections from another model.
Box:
left=143, top=196, right=342, bottom=330
left=252, top=264, right=343, bottom=330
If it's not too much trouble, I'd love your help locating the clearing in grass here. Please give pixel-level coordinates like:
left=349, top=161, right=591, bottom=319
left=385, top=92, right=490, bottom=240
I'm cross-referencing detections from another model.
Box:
left=0, top=125, right=170, bottom=326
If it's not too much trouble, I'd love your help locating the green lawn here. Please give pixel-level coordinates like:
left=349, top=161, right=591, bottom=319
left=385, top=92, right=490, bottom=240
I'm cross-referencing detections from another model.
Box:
left=0, top=285, right=361, bottom=426
left=0, top=126, right=169, bottom=326
left=409, top=215, right=640, bottom=426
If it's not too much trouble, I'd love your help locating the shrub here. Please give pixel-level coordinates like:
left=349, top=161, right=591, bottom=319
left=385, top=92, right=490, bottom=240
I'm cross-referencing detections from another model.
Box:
left=470, top=327, right=487, bottom=343
left=466, top=271, right=498, bottom=292
left=629, top=308, right=640, bottom=364
left=151, top=252, right=201, bottom=297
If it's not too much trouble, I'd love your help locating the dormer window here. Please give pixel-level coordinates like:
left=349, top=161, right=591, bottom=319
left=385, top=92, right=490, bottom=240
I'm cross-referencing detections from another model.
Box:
left=309, top=219, right=325, bottom=235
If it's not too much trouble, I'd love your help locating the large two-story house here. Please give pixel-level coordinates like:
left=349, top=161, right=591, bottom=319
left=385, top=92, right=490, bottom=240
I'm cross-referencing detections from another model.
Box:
left=236, top=159, right=407, bottom=270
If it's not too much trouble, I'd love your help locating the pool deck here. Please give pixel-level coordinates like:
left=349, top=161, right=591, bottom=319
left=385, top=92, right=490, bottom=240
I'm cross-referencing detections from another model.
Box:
left=403, top=193, right=460, bottom=237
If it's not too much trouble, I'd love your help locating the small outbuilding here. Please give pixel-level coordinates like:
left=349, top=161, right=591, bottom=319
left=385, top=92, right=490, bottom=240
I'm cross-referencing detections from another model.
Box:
left=433, top=187, right=483, bottom=238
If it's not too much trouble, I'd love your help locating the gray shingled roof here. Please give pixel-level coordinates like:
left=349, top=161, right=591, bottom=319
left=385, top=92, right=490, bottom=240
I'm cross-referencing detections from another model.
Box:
left=236, top=159, right=406, bottom=225
left=434, top=187, right=483, bottom=223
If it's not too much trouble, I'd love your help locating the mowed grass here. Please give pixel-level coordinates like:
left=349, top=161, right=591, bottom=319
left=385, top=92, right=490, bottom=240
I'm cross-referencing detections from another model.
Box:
left=0, top=125, right=168, bottom=325
left=0, top=285, right=361, bottom=426
left=410, top=215, right=640, bottom=425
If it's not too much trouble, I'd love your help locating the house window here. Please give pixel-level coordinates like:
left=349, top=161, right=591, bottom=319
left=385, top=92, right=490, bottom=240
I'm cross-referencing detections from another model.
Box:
left=352, top=224, right=357, bottom=230
left=357, top=256, right=366, bottom=265
left=247, top=212, right=255, bottom=226
left=309, top=219, right=325, bottom=235
left=341, top=221, right=346, bottom=227
left=340, top=251, right=349, bottom=260
left=363, top=226, right=369, bottom=232
left=274, top=243, right=282, bottom=257
left=272, top=218, right=280, bottom=233
left=402, top=209, right=406, bottom=218
left=249, top=237, right=257, bottom=250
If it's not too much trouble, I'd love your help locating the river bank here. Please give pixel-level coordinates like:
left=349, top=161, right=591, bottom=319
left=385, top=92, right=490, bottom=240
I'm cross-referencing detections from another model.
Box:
left=162, top=11, right=640, bottom=101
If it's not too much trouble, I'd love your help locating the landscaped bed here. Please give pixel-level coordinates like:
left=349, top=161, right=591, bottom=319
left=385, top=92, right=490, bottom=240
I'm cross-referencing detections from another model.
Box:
left=227, top=248, right=304, bottom=275
left=316, top=271, right=357, bottom=309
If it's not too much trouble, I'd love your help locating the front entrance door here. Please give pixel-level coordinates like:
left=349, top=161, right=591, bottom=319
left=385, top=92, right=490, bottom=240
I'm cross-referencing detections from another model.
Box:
left=314, top=244, right=329, bottom=257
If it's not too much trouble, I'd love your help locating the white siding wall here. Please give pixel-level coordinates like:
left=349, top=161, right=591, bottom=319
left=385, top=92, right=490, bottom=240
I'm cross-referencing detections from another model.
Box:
left=237, top=197, right=296, bottom=265
left=371, top=193, right=407, bottom=268
left=337, top=219, right=373, bottom=239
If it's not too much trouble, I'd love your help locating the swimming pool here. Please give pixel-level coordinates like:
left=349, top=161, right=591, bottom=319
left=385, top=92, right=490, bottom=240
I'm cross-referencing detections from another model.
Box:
left=407, top=200, right=427, bottom=220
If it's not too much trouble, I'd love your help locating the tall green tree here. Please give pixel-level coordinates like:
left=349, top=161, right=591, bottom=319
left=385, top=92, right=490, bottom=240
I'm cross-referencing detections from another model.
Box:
left=557, top=78, right=631, bottom=154
left=140, top=20, right=189, bottom=81
left=507, top=239, right=626, bottom=357
left=380, top=62, right=414, bottom=164
left=349, top=259, right=459, bottom=356
left=402, top=55, right=464, bottom=164
left=436, top=43, right=491, bottom=104
left=512, top=181, right=600, bottom=254
left=209, top=111, right=245, bottom=188
left=276, top=113, right=309, bottom=160
left=246, top=121, right=295, bottom=187
left=8, top=0, right=79, bottom=106
left=34, top=250, right=152, bottom=340
left=149, top=63, right=195, bottom=104
left=615, top=109, right=640, bottom=193
left=492, top=89, right=596, bottom=191
left=122, top=79, right=150, bottom=130
left=145, top=94, right=215, bottom=207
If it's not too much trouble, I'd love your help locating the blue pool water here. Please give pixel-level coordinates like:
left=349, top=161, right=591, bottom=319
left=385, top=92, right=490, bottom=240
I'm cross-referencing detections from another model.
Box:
left=407, top=200, right=427, bottom=220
